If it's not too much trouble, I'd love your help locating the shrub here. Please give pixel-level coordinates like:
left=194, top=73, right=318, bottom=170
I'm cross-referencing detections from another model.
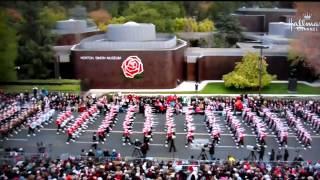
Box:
left=223, top=52, right=277, bottom=89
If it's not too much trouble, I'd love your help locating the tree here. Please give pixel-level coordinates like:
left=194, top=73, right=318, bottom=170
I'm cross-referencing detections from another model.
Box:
left=287, top=49, right=305, bottom=79
left=290, top=2, right=320, bottom=76
left=239, top=1, right=280, bottom=8
left=212, top=33, right=227, bottom=48
left=213, top=14, right=244, bottom=47
left=122, top=2, right=150, bottom=17
left=223, top=52, right=277, bottom=89
left=287, top=49, right=305, bottom=67
left=149, top=1, right=185, bottom=19
left=117, top=1, right=130, bottom=16
left=69, top=5, right=87, bottom=19
left=5, top=8, right=23, bottom=23
left=0, top=11, right=18, bottom=81
left=89, top=9, right=112, bottom=31
left=121, top=1, right=187, bottom=32
left=123, top=2, right=166, bottom=32
left=198, top=1, right=214, bottom=20
left=108, top=16, right=127, bottom=24
left=15, top=2, right=56, bottom=79
left=209, top=2, right=242, bottom=21
left=182, top=1, right=199, bottom=18
left=172, top=17, right=215, bottom=32
left=89, top=9, right=112, bottom=25
left=98, top=16, right=127, bottom=32
left=172, top=18, right=186, bottom=32
left=184, top=18, right=198, bottom=32
left=39, top=3, right=67, bottom=28
left=198, top=18, right=215, bottom=32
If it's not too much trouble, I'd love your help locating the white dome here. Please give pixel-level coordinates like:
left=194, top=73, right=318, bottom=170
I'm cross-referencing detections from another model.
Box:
left=56, top=19, right=87, bottom=30
left=123, top=21, right=140, bottom=26
left=107, top=22, right=156, bottom=42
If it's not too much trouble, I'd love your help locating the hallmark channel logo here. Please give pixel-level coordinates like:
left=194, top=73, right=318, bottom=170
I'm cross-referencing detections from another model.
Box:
left=289, top=12, right=320, bottom=32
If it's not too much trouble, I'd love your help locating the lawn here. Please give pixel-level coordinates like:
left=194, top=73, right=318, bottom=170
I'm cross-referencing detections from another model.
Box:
left=201, top=83, right=320, bottom=94
left=0, top=84, right=81, bottom=93
left=0, top=79, right=81, bottom=93
left=0, top=79, right=81, bottom=85
left=0, top=79, right=82, bottom=93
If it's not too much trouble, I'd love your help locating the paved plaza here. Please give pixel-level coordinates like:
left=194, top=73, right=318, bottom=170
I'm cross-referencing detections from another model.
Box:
left=1, top=109, right=319, bottom=161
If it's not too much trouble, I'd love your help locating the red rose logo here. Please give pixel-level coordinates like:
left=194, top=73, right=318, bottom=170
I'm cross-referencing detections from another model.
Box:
left=121, top=56, right=144, bottom=78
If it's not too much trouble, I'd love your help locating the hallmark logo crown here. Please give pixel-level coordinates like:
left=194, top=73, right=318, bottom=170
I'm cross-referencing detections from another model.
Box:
left=303, top=13, right=312, bottom=20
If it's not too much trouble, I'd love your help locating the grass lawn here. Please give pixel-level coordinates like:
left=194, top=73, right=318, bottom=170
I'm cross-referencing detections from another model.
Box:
left=201, top=83, right=320, bottom=94
left=132, top=83, right=320, bottom=95
left=0, top=79, right=81, bottom=85
left=13, top=79, right=81, bottom=84
left=0, top=84, right=81, bottom=93
left=0, top=79, right=82, bottom=93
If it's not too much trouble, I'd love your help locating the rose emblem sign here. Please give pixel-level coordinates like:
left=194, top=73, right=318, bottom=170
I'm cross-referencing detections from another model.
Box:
left=121, top=56, right=144, bottom=78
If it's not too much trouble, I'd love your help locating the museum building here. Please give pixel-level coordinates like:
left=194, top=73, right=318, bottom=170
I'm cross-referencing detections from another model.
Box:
left=63, top=8, right=316, bottom=89
left=70, top=22, right=187, bottom=89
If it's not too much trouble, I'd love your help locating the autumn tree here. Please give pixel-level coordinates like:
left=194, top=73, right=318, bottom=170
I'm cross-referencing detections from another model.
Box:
left=223, top=52, right=277, bottom=89
left=172, top=17, right=214, bottom=32
left=108, top=16, right=127, bottom=24
left=198, top=18, right=215, bottom=32
left=5, top=8, right=23, bottom=23
left=290, top=2, right=320, bottom=76
left=89, top=9, right=112, bottom=31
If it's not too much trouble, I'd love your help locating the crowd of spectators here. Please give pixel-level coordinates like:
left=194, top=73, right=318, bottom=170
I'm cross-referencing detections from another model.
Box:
left=1, top=152, right=320, bottom=180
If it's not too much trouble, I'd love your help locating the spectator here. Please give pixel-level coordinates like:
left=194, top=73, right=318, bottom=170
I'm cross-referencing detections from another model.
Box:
left=284, top=148, right=289, bottom=161
left=198, top=148, right=208, bottom=160
left=269, top=149, right=275, bottom=162
left=276, top=150, right=283, bottom=161
left=111, top=149, right=118, bottom=160
left=103, top=149, right=110, bottom=157
left=209, top=143, right=215, bottom=160
left=141, top=142, right=148, bottom=158
left=0, top=150, right=319, bottom=179
left=92, top=133, right=98, bottom=150
left=87, top=149, right=95, bottom=157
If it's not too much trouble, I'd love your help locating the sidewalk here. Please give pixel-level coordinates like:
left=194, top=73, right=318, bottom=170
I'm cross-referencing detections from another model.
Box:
left=86, top=80, right=320, bottom=98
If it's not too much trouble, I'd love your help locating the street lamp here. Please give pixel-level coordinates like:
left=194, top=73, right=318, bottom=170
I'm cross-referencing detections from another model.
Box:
left=252, top=45, right=269, bottom=96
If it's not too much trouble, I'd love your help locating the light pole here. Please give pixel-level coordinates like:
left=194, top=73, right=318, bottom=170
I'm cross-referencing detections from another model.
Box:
left=252, top=45, right=269, bottom=96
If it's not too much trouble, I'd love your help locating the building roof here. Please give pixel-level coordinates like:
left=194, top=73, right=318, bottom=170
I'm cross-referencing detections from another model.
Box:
left=185, top=47, right=288, bottom=57
left=107, top=22, right=156, bottom=42
left=72, top=36, right=187, bottom=51
left=236, top=42, right=289, bottom=50
left=243, top=32, right=292, bottom=45
left=52, top=19, right=99, bottom=35
left=72, top=22, right=187, bottom=51
left=237, top=7, right=297, bottom=13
